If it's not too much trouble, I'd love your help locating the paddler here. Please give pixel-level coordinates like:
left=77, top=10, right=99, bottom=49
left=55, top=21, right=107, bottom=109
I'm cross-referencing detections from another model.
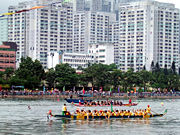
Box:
left=115, top=110, right=120, bottom=116
left=146, top=105, right=152, bottom=115
left=47, top=110, right=53, bottom=116
left=47, top=110, right=53, bottom=120
left=62, top=104, right=67, bottom=115
left=107, top=110, right=111, bottom=119
left=94, top=110, right=99, bottom=116
left=138, top=109, right=143, bottom=116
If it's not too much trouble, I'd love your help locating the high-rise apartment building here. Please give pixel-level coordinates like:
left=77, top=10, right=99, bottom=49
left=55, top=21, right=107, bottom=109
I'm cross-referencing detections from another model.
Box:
left=118, top=0, right=179, bottom=71
left=73, top=11, right=116, bottom=54
left=88, top=42, right=114, bottom=65
left=0, top=17, right=8, bottom=44
left=109, top=22, right=120, bottom=65
left=8, top=0, right=73, bottom=69
left=75, top=0, right=86, bottom=11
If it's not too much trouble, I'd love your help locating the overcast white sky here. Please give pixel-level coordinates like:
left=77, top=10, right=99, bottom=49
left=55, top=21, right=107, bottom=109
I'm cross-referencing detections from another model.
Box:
left=0, top=0, right=26, bottom=12
left=0, top=0, right=180, bottom=13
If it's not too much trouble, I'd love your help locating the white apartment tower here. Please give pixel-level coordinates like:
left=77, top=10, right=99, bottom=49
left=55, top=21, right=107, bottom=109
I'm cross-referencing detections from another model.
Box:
left=88, top=42, right=114, bottom=65
left=73, top=11, right=116, bottom=54
left=109, top=22, right=120, bottom=65
left=119, top=0, right=179, bottom=71
left=8, top=0, right=73, bottom=68
left=0, top=17, right=8, bottom=44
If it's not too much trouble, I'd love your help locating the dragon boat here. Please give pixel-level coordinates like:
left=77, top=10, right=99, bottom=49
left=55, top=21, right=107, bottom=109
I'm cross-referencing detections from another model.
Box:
left=48, top=110, right=167, bottom=120
left=65, top=98, right=93, bottom=103
left=73, top=103, right=138, bottom=107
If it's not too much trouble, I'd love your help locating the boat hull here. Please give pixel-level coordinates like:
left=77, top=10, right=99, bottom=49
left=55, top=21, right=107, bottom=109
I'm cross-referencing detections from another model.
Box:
left=53, top=114, right=164, bottom=120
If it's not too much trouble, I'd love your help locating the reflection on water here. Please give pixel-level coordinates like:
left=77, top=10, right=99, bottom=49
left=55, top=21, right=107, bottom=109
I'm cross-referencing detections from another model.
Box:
left=0, top=99, right=180, bottom=135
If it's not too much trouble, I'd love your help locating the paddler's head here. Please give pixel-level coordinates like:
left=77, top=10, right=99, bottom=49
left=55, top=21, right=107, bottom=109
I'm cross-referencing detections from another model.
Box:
left=148, top=105, right=150, bottom=107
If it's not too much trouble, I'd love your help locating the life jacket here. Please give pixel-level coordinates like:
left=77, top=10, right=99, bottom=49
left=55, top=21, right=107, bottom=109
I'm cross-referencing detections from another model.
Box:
left=63, top=106, right=67, bottom=111
left=103, top=113, right=107, bottom=116
left=77, top=112, right=81, bottom=116
left=95, top=112, right=99, bottom=116
left=138, top=111, right=143, bottom=116
left=111, top=112, right=116, bottom=116
left=107, top=112, right=111, bottom=117
left=120, top=112, right=124, bottom=116
left=116, top=112, right=120, bottom=116
left=125, top=112, right=130, bottom=116
left=147, top=107, right=151, bottom=113
left=134, top=112, right=138, bottom=116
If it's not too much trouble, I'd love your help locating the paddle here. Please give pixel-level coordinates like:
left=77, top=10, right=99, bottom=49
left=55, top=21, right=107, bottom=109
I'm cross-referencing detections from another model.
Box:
left=151, top=110, right=159, bottom=115
left=151, top=109, right=167, bottom=115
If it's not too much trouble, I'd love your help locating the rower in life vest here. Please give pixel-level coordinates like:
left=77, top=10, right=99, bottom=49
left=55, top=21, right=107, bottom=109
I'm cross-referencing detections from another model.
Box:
left=79, top=100, right=82, bottom=105
left=146, top=105, right=152, bottom=114
left=62, top=104, right=67, bottom=115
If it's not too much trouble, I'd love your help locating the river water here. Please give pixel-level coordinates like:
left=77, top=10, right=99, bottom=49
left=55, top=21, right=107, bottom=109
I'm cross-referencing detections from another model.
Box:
left=0, top=98, right=179, bottom=135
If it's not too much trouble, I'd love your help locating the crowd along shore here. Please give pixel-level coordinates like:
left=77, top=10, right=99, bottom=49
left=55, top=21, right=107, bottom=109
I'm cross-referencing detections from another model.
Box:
left=1, top=90, right=180, bottom=99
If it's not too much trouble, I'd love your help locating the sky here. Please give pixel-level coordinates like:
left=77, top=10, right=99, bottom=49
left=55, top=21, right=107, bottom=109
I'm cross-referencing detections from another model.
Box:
left=0, top=0, right=26, bottom=13
left=0, top=0, right=180, bottom=13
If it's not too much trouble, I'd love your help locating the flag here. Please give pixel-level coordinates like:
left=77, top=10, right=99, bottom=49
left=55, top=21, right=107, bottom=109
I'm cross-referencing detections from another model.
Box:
left=1, top=13, right=15, bottom=16
left=100, top=86, right=103, bottom=92
left=83, top=87, right=85, bottom=94
left=15, top=9, right=30, bottom=14
left=110, top=88, right=112, bottom=92
left=63, top=86, right=65, bottom=91
left=111, top=101, right=113, bottom=112
left=118, top=87, right=120, bottom=93
left=30, top=6, right=46, bottom=10
left=43, top=86, right=46, bottom=94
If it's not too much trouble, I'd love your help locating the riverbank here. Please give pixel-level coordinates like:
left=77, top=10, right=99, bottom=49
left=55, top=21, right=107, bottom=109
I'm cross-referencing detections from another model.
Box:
left=1, top=94, right=180, bottom=100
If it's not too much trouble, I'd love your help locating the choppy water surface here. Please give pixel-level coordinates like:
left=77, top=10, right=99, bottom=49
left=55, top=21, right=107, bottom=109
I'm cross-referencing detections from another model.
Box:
left=0, top=98, right=180, bottom=135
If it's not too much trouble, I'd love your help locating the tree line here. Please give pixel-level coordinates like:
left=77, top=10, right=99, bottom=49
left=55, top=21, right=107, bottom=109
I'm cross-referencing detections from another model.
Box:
left=0, top=57, right=179, bottom=92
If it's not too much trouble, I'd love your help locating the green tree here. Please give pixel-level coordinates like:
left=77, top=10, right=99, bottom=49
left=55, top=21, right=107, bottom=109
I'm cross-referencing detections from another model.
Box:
left=137, top=70, right=152, bottom=91
left=14, top=57, right=45, bottom=89
left=55, top=64, right=78, bottom=89
left=77, top=73, right=89, bottom=87
left=121, top=69, right=136, bottom=91
left=151, top=61, right=155, bottom=71
left=109, top=69, right=123, bottom=90
left=171, top=61, right=176, bottom=74
left=45, top=68, right=56, bottom=89
left=155, top=62, right=160, bottom=72
left=4, top=67, right=15, bottom=81
left=83, top=64, right=110, bottom=89
left=0, top=71, right=5, bottom=84
left=150, top=69, right=166, bottom=91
